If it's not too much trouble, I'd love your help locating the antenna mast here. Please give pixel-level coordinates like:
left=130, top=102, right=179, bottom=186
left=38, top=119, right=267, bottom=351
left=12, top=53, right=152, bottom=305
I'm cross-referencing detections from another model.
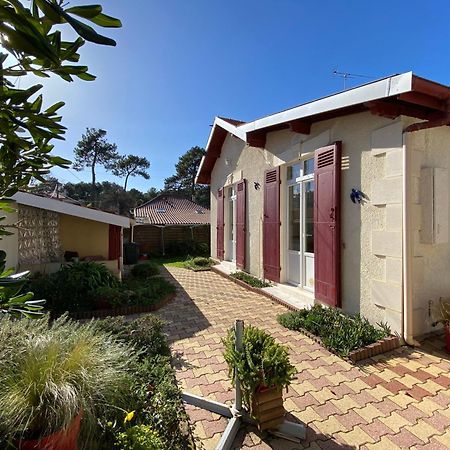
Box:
left=332, top=69, right=375, bottom=90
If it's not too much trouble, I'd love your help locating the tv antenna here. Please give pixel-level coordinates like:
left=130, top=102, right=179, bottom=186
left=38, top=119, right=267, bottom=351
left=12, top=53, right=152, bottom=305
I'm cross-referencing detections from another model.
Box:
left=332, top=69, right=376, bottom=90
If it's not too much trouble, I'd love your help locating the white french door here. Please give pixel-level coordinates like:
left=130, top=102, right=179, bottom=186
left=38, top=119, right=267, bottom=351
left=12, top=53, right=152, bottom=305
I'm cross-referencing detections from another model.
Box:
left=226, top=186, right=236, bottom=262
left=286, top=159, right=315, bottom=291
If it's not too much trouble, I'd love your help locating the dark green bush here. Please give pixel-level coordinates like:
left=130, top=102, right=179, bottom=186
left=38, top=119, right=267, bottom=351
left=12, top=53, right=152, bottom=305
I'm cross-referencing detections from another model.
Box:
left=277, top=305, right=391, bottom=357
left=93, top=286, right=135, bottom=308
left=124, top=277, right=175, bottom=306
left=131, top=262, right=160, bottom=279
left=230, top=271, right=271, bottom=288
left=165, top=239, right=209, bottom=257
left=29, top=262, right=119, bottom=312
left=192, top=257, right=211, bottom=267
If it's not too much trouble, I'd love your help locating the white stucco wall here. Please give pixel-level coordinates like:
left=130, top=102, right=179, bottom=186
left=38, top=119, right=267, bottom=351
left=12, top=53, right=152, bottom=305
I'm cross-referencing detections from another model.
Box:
left=210, top=111, right=405, bottom=333
left=407, top=126, right=450, bottom=336
left=0, top=203, right=19, bottom=270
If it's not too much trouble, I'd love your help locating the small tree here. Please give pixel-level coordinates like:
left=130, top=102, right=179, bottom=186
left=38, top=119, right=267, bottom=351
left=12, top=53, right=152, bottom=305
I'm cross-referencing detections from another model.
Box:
left=73, top=128, right=118, bottom=200
left=0, top=1, right=121, bottom=316
left=111, top=154, right=150, bottom=191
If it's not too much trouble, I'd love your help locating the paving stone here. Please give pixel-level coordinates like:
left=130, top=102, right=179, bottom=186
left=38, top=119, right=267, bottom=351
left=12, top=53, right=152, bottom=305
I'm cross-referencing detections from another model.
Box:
left=156, top=266, right=450, bottom=449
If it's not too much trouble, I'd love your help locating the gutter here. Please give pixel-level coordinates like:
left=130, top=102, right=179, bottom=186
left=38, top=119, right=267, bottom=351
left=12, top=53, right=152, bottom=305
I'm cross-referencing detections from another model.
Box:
left=402, top=132, right=420, bottom=346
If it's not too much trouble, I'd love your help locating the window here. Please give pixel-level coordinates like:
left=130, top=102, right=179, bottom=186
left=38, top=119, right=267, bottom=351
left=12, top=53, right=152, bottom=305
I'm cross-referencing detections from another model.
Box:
left=286, top=157, right=314, bottom=290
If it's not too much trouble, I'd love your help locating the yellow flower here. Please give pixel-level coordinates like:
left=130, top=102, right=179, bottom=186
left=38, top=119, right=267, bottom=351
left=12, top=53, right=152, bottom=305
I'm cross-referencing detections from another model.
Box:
left=124, top=410, right=135, bottom=424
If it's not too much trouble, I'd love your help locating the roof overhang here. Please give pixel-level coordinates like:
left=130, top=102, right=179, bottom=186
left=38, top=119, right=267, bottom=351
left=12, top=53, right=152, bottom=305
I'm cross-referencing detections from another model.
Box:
left=12, top=191, right=130, bottom=228
left=196, top=72, right=450, bottom=184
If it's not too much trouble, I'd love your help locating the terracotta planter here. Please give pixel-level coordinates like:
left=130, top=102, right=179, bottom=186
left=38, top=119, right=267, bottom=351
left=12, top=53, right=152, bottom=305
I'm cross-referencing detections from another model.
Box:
left=251, top=386, right=285, bottom=431
left=18, top=412, right=82, bottom=450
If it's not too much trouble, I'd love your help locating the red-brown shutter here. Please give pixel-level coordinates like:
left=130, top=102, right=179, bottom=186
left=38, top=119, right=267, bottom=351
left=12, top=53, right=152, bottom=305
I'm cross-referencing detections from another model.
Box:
left=314, top=142, right=342, bottom=307
left=236, top=179, right=246, bottom=269
left=108, top=224, right=121, bottom=268
left=217, top=188, right=225, bottom=260
left=263, top=167, right=281, bottom=282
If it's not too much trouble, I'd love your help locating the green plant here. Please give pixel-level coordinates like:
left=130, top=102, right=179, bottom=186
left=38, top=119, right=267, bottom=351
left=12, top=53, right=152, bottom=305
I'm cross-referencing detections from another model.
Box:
left=0, top=1, right=121, bottom=317
left=96, top=315, right=170, bottom=359
left=94, top=286, right=134, bottom=308
left=277, top=305, right=391, bottom=357
left=0, top=250, right=45, bottom=318
left=131, top=261, right=160, bottom=279
left=222, top=325, right=296, bottom=412
left=115, top=425, right=164, bottom=450
left=96, top=315, right=193, bottom=449
left=0, top=314, right=136, bottom=447
left=125, top=277, right=175, bottom=306
left=230, top=271, right=271, bottom=288
left=192, top=256, right=211, bottom=267
left=30, top=261, right=119, bottom=311
left=431, top=297, right=450, bottom=327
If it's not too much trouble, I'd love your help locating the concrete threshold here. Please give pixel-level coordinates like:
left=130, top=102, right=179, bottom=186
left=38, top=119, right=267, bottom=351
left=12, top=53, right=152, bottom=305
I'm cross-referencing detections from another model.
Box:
left=213, top=262, right=314, bottom=311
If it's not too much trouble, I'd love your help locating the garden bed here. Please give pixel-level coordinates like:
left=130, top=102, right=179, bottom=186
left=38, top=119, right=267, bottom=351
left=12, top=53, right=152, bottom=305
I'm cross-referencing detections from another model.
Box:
left=278, top=305, right=400, bottom=362
left=28, top=261, right=176, bottom=316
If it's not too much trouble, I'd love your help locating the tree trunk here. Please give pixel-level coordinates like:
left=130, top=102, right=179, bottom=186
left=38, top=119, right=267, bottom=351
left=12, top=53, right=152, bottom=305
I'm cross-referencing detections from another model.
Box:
left=124, top=173, right=130, bottom=191
left=91, top=153, right=97, bottom=203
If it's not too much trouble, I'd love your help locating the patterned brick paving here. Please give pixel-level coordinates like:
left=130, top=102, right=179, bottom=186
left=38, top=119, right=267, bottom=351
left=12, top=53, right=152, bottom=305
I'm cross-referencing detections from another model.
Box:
left=156, top=267, right=450, bottom=449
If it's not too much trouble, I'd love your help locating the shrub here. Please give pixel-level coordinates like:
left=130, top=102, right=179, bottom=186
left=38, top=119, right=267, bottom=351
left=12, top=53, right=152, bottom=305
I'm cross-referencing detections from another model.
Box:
left=125, top=277, right=175, bottom=306
left=115, top=425, right=164, bottom=450
left=192, top=256, right=211, bottom=267
left=93, top=286, right=135, bottom=308
left=165, top=239, right=210, bottom=257
left=277, top=305, right=391, bottom=357
left=96, top=315, right=193, bottom=449
left=0, top=315, right=136, bottom=448
left=222, top=325, right=295, bottom=411
left=131, top=262, right=160, bottom=279
left=29, top=262, right=119, bottom=312
left=96, top=315, right=170, bottom=359
left=230, top=271, right=271, bottom=288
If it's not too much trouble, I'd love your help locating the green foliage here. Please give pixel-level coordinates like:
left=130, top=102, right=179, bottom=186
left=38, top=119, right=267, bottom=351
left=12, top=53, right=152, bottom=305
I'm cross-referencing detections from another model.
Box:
left=93, top=285, right=135, bottom=308
left=230, top=271, right=271, bottom=288
left=115, top=425, right=164, bottom=450
left=111, top=154, right=151, bottom=191
left=29, top=261, right=119, bottom=312
left=222, top=325, right=296, bottom=411
left=96, top=315, right=170, bottom=359
left=96, top=315, right=193, bottom=449
left=0, top=0, right=121, bottom=316
left=163, top=146, right=210, bottom=207
left=73, top=128, right=119, bottom=195
left=277, top=305, right=391, bottom=357
left=0, top=315, right=136, bottom=447
left=127, top=277, right=176, bottom=307
left=181, top=256, right=214, bottom=271
left=131, top=261, right=160, bottom=278
left=0, top=250, right=45, bottom=318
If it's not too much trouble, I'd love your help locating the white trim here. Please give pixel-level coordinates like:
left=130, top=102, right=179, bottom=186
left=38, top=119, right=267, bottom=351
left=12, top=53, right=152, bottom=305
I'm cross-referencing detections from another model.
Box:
left=12, top=191, right=130, bottom=228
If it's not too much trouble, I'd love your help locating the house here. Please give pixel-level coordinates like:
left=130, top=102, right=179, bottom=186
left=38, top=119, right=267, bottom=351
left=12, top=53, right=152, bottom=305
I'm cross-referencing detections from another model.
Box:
left=132, top=195, right=210, bottom=255
left=2, top=191, right=130, bottom=276
left=196, top=71, right=450, bottom=342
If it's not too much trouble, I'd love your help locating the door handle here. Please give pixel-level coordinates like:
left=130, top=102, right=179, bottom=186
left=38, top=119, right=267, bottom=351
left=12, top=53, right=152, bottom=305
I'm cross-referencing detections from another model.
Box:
left=329, top=207, right=335, bottom=220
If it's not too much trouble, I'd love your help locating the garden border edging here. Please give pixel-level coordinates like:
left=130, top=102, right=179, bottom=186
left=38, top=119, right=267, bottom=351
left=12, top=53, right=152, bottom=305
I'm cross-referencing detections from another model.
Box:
left=66, top=292, right=176, bottom=320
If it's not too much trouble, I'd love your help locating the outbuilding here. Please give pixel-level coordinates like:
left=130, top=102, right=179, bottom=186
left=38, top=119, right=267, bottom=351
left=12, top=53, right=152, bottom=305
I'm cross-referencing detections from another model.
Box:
left=196, top=72, right=450, bottom=341
left=2, top=191, right=130, bottom=276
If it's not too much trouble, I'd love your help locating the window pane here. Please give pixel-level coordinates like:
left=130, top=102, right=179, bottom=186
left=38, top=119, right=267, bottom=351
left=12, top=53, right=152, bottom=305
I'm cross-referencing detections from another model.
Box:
left=228, top=199, right=234, bottom=240
left=304, top=181, right=314, bottom=253
left=287, top=163, right=301, bottom=181
left=288, top=184, right=300, bottom=251
left=304, top=158, right=314, bottom=176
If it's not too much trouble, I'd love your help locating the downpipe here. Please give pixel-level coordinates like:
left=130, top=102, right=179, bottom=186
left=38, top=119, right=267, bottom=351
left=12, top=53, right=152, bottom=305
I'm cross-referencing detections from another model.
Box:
left=402, top=133, right=420, bottom=346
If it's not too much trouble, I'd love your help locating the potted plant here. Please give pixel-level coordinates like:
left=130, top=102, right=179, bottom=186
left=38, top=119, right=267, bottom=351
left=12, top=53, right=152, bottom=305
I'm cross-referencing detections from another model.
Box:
left=223, top=325, right=296, bottom=430
left=0, top=315, right=136, bottom=450
left=432, top=297, right=450, bottom=353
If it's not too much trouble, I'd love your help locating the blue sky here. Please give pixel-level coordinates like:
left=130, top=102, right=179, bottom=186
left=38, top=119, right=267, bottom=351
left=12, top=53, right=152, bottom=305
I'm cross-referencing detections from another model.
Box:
left=44, top=0, right=450, bottom=191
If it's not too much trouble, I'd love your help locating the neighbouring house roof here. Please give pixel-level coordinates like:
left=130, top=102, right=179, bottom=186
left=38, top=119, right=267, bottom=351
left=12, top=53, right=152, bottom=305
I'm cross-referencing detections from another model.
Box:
left=196, top=72, right=450, bottom=184
left=12, top=191, right=130, bottom=228
left=134, top=195, right=210, bottom=226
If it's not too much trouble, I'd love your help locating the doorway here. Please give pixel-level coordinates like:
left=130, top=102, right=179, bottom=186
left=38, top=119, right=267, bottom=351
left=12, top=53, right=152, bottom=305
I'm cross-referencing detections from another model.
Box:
left=226, top=185, right=236, bottom=262
left=286, top=158, right=315, bottom=291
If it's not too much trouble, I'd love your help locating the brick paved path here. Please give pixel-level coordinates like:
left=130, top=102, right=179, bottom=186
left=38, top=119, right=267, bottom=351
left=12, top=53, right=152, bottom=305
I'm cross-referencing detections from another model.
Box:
left=157, top=267, right=450, bottom=450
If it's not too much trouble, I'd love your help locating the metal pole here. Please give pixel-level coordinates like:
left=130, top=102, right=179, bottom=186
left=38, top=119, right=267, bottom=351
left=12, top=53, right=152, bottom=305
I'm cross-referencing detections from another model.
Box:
left=234, top=320, right=244, bottom=412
